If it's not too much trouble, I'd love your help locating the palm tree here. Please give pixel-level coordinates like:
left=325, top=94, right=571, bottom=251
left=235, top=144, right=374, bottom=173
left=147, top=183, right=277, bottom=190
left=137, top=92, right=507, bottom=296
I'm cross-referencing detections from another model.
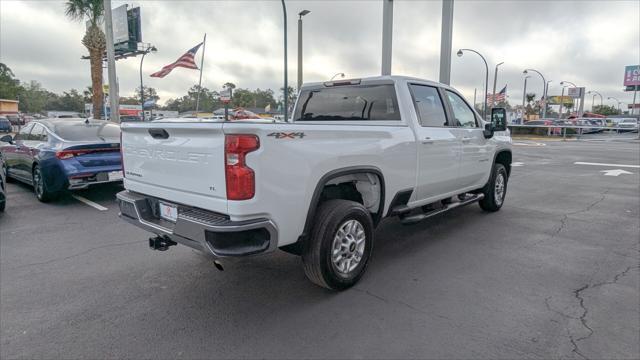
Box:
left=65, top=0, right=105, bottom=119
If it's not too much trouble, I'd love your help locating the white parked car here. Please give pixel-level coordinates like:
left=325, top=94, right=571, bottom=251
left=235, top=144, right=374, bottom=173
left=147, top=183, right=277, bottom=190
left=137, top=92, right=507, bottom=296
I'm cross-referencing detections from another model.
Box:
left=116, top=75, right=512, bottom=290
left=617, top=118, right=639, bottom=132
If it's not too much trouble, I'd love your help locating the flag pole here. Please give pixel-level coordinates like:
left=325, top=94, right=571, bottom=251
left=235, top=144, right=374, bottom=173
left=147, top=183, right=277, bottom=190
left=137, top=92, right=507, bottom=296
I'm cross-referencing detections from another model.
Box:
left=195, top=33, right=207, bottom=116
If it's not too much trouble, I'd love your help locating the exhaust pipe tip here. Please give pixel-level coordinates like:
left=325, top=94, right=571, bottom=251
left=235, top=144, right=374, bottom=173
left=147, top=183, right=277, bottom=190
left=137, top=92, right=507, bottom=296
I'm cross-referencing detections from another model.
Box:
left=213, top=260, right=224, bottom=271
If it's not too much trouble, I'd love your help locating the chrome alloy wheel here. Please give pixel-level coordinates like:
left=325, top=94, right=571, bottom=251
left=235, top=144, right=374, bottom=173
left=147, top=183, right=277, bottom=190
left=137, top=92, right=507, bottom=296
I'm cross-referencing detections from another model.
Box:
left=33, top=167, right=44, bottom=198
left=331, top=219, right=366, bottom=276
left=494, top=172, right=505, bottom=206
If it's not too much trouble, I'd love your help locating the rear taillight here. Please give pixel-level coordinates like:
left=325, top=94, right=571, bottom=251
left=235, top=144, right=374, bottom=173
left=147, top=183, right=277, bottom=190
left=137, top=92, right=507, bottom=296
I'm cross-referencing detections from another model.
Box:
left=55, top=150, right=87, bottom=159
left=225, top=134, right=259, bottom=200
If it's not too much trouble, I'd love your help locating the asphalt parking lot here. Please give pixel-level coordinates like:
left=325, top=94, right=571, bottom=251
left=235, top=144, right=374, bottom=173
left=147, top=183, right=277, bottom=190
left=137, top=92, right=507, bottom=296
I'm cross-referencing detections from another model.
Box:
left=1, top=138, right=639, bottom=359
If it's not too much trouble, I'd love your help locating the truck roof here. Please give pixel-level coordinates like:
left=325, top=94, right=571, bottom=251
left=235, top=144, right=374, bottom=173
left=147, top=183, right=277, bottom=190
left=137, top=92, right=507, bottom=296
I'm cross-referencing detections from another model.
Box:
left=301, top=75, right=453, bottom=91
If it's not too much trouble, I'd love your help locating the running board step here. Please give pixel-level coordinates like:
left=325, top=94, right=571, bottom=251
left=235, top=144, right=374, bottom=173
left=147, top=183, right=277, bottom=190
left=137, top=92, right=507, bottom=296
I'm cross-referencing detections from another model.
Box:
left=400, top=193, right=484, bottom=225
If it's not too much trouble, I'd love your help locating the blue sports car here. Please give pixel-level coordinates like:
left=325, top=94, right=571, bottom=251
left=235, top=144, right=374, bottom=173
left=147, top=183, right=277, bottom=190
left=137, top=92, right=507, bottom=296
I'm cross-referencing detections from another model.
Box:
left=0, top=118, right=122, bottom=202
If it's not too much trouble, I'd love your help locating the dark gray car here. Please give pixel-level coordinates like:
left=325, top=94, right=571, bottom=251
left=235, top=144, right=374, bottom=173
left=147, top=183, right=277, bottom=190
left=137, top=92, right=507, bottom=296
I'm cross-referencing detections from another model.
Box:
left=0, top=152, right=6, bottom=212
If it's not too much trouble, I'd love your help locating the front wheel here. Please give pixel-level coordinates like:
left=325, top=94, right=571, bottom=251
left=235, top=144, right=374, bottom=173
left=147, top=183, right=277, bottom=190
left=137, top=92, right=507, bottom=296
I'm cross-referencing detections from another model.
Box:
left=479, top=163, right=508, bottom=212
left=302, top=200, right=374, bottom=291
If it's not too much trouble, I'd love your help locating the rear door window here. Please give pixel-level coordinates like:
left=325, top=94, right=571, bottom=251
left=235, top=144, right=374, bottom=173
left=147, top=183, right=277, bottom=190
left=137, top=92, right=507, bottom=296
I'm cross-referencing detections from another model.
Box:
left=14, top=123, right=34, bottom=141
left=294, top=84, right=400, bottom=121
left=409, top=84, right=448, bottom=127
left=29, top=124, right=48, bottom=142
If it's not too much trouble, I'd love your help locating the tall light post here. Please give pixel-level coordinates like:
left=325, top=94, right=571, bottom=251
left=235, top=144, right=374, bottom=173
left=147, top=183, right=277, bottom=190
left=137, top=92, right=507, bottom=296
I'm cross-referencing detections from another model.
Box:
left=139, top=44, right=157, bottom=121
left=607, top=96, right=621, bottom=113
left=587, top=90, right=603, bottom=110
left=297, top=9, right=310, bottom=91
left=491, top=62, right=504, bottom=107
left=523, top=69, right=547, bottom=118
left=458, top=48, right=489, bottom=119
left=281, top=0, right=289, bottom=122
left=560, top=80, right=577, bottom=118
left=330, top=73, right=345, bottom=81
left=522, top=75, right=531, bottom=121
left=545, top=80, right=552, bottom=118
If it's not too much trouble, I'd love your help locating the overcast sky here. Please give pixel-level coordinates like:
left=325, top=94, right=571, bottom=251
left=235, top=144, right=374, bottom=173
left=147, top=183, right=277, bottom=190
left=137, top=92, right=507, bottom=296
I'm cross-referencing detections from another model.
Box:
left=1, top=0, right=639, bottom=109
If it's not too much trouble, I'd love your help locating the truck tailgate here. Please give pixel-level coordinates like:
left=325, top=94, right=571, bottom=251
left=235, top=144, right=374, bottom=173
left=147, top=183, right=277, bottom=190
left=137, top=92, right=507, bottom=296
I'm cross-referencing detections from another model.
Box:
left=121, top=122, right=227, bottom=213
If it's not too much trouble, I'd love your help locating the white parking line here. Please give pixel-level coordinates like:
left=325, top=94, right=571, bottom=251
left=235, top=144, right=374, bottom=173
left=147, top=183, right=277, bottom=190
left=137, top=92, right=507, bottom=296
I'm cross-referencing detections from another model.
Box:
left=71, top=195, right=108, bottom=211
left=574, top=162, right=640, bottom=169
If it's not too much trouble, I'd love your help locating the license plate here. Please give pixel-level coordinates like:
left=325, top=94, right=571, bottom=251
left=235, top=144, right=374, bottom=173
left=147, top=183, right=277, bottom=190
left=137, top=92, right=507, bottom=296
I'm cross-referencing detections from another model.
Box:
left=108, top=171, right=123, bottom=181
left=159, top=202, right=178, bottom=222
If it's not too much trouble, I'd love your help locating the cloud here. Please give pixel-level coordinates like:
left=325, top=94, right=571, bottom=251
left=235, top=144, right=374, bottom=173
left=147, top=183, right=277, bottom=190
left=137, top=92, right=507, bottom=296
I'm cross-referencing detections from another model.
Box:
left=1, top=0, right=638, bottom=108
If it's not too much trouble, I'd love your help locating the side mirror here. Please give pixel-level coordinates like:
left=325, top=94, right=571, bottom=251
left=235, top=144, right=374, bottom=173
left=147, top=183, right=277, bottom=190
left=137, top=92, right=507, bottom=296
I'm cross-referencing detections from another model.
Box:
left=491, top=107, right=507, bottom=132
left=0, top=135, right=13, bottom=144
left=483, top=123, right=494, bottom=139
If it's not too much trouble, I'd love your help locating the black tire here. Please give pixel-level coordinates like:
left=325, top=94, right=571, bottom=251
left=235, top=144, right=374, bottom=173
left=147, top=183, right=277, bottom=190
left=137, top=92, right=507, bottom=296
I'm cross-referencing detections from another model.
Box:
left=479, top=163, right=508, bottom=212
left=3, top=163, right=13, bottom=183
left=32, top=165, right=57, bottom=202
left=302, top=199, right=374, bottom=291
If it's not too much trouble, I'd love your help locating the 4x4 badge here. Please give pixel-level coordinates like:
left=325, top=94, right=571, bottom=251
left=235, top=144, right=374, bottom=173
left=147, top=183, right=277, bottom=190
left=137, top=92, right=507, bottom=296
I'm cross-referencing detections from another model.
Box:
left=267, top=132, right=306, bottom=139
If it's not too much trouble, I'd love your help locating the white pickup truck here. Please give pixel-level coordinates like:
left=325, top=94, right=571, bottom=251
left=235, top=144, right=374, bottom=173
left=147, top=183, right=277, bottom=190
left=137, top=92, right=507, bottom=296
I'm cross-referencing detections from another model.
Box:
left=117, top=75, right=512, bottom=290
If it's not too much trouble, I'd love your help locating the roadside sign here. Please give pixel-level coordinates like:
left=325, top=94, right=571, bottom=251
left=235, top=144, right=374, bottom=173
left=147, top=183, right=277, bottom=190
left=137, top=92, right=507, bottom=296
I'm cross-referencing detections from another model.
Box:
left=112, top=5, right=129, bottom=44
left=220, top=89, right=232, bottom=103
left=567, top=87, right=585, bottom=99
left=102, top=84, right=109, bottom=94
left=547, top=96, right=573, bottom=105
left=623, top=65, right=640, bottom=87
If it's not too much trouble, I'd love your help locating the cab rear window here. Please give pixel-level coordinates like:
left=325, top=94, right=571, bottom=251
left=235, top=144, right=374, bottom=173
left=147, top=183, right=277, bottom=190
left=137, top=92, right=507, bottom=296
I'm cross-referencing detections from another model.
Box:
left=294, top=84, right=400, bottom=121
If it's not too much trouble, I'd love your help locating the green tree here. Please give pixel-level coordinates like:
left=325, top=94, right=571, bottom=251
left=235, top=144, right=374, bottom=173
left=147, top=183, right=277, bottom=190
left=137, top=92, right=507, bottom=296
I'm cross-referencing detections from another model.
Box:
left=50, top=89, right=85, bottom=112
left=592, top=105, right=618, bottom=116
left=279, top=85, right=297, bottom=113
left=65, top=0, right=105, bottom=119
left=0, top=63, right=21, bottom=100
left=17, top=81, right=51, bottom=113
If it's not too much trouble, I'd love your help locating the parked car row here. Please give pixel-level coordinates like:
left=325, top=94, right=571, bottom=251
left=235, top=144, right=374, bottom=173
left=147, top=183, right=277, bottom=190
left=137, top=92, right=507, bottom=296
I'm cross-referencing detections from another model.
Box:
left=0, top=118, right=123, bottom=204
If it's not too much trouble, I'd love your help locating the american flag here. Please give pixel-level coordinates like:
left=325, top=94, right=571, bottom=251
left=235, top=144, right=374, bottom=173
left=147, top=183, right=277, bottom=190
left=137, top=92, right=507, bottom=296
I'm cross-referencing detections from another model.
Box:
left=150, top=42, right=203, bottom=78
left=487, top=85, right=507, bottom=103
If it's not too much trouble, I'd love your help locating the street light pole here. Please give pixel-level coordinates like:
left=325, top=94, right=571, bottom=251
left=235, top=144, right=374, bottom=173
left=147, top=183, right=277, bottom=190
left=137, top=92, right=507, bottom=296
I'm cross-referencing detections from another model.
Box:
left=559, top=85, right=567, bottom=119
left=458, top=48, right=489, bottom=119
left=523, top=69, right=547, bottom=118
left=281, top=0, right=289, bottom=122
left=330, top=73, right=345, bottom=81
left=139, top=45, right=156, bottom=122
left=560, top=81, right=576, bottom=117
left=491, top=62, right=504, bottom=107
left=587, top=91, right=603, bottom=110
left=297, top=10, right=310, bottom=91
left=522, top=75, right=530, bottom=121
left=607, top=97, right=621, bottom=113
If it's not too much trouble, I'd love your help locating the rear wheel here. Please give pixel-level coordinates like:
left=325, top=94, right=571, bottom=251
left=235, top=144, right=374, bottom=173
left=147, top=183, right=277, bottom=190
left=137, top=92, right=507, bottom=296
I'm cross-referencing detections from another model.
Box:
left=32, top=165, right=57, bottom=202
left=302, top=200, right=374, bottom=291
left=479, top=163, right=507, bottom=212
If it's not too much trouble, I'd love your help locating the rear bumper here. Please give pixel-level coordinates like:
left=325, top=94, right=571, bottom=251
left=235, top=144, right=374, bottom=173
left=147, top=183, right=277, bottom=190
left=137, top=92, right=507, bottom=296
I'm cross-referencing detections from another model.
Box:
left=116, top=190, right=278, bottom=258
left=67, top=172, right=123, bottom=190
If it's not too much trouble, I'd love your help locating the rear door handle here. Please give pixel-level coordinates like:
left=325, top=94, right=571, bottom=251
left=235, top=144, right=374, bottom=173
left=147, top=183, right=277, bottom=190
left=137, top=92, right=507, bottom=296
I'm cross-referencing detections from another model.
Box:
left=421, top=137, right=434, bottom=144
left=148, top=128, right=169, bottom=139
left=462, top=137, right=472, bottom=143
